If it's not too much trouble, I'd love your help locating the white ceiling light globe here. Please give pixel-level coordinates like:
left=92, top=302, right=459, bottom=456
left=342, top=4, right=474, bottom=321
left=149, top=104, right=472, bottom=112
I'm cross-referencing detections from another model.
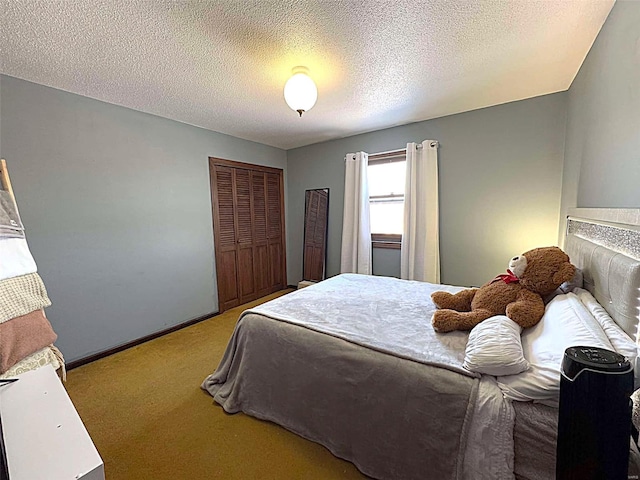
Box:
left=284, top=67, right=318, bottom=117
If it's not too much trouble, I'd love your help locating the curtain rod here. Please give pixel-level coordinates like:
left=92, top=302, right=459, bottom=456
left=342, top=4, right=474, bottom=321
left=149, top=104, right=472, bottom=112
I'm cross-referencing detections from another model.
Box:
left=372, top=145, right=421, bottom=157
left=374, top=141, right=439, bottom=156
left=346, top=141, right=438, bottom=161
left=368, top=149, right=408, bottom=160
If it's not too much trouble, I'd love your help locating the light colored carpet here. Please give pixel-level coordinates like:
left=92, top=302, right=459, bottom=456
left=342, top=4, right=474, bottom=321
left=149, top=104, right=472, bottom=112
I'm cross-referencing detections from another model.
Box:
left=65, top=290, right=368, bottom=480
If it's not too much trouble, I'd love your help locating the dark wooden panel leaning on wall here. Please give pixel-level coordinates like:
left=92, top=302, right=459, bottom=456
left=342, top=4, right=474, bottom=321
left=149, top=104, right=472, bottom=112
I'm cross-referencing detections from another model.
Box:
left=303, top=189, right=329, bottom=282
left=209, top=158, right=287, bottom=313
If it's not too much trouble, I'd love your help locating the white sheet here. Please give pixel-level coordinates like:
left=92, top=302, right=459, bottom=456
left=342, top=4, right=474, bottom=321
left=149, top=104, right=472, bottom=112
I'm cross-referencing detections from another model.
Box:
left=464, top=376, right=516, bottom=479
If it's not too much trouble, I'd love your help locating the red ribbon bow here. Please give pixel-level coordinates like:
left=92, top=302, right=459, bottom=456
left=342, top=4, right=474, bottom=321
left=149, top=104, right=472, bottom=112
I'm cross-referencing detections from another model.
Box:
left=494, top=269, right=520, bottom=284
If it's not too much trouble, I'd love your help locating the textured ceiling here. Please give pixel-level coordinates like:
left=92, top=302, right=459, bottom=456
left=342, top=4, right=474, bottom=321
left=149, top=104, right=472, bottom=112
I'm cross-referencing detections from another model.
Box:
left=0, top=0, right=614, bottom=150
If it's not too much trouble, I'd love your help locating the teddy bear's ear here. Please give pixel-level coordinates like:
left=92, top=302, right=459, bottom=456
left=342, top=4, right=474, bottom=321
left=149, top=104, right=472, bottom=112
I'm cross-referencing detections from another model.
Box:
left=553, top=263, right=576, bottom=285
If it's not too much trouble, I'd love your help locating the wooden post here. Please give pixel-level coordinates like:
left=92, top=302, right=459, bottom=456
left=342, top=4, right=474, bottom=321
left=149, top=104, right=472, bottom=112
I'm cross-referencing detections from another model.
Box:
left=0, top=159, right=16, bottom=205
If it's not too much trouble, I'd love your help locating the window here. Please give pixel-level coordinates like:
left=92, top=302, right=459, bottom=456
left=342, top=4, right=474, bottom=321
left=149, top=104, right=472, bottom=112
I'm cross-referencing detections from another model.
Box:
left=368, top=152, right=406, bottom=249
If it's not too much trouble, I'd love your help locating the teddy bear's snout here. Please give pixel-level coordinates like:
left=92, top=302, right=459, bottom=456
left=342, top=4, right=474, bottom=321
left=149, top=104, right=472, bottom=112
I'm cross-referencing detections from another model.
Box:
left=509, top=255, right=528, bottom=278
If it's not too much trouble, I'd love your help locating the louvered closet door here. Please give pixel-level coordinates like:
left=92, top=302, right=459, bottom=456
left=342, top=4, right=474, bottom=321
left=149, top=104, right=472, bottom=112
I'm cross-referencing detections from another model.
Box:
left=210, top=159, right=287, bottom=313
left=234, top=168, right=256, bottom=304
left=251, top=171, right=271, bottom=298
left=210, top=165, right=240, bottom=311
left=266, top=172, right=285, bottom=292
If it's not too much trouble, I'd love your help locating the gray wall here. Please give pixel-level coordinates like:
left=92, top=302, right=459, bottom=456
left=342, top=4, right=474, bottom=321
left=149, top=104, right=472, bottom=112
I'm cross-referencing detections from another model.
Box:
left=560, top=1, right=640, bottom=236
left=287, top=93, right=567, bottom=288
left=0, top=75, right=286, bottom=362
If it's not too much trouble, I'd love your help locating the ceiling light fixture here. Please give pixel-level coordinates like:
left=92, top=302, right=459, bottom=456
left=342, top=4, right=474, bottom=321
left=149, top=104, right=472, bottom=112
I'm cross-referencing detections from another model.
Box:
left=284, top=66, right=317, bottom=117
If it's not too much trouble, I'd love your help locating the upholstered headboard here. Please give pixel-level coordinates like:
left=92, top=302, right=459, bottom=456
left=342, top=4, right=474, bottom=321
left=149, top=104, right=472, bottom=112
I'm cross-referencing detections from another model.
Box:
left=564, top=212, right=640, bottom=344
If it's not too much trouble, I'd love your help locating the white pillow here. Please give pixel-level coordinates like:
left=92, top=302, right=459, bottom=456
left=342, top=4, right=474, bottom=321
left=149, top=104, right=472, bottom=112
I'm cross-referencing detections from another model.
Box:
left=574, top=287, right=637, bottom=362
left=463, top=315, right=529, bottom=376
left=497, top=292, right=614, bottom=406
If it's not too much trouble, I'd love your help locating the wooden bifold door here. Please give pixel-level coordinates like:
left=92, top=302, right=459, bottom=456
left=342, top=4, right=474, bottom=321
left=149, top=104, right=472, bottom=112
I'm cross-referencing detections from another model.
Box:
left=209, top=158, right=286, bottom=312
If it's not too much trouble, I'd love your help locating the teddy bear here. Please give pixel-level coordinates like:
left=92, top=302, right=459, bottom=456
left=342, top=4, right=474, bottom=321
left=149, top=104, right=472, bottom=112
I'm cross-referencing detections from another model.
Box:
left=431, top=246, right=576, bottom=333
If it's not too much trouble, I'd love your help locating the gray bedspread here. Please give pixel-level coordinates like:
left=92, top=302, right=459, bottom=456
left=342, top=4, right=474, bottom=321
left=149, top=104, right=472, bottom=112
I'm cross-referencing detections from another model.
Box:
left=245, top=274, right=477, bottom=377
left=202, top=274, right=515, bottom=480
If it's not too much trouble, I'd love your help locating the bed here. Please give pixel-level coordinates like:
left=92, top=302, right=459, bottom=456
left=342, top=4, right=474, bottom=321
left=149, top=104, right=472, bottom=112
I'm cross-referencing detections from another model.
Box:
left=202, top=211, right=640, bottom=480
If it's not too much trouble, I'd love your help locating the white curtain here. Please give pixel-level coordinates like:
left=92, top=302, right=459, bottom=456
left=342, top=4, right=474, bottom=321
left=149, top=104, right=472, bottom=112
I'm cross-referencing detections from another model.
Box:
left=401, top=141, right=440, bottom=283
left=340, top=152, right=372, bottom=274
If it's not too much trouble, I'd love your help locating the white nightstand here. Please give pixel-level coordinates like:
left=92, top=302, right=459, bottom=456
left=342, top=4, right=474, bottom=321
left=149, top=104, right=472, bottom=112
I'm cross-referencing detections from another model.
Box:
left=0, top=365, right=104, bottom=480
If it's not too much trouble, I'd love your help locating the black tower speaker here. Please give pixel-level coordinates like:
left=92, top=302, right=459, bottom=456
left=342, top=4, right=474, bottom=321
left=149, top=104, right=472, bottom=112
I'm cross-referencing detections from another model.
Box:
left=556, top=346, right=634, bottom=480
